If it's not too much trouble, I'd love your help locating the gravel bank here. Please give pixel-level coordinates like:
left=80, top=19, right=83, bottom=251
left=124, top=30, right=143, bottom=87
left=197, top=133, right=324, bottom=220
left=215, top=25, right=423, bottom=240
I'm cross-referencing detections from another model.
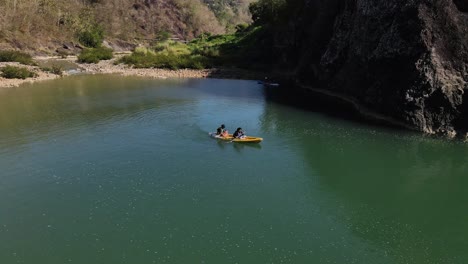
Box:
left=0, top=55, right=265, bottom=88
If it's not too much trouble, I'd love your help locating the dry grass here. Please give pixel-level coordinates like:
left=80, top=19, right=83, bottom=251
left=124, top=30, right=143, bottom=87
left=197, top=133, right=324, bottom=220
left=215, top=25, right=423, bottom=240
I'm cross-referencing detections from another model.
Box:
left=0, top=0, right=250, bottom=52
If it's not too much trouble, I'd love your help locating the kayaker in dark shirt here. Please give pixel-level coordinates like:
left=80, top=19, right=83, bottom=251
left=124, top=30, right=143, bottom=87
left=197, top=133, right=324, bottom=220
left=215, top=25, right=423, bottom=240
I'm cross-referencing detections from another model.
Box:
left=233, top=127, right=245, bottom=139
left=216, top=124, right=228, bottom=137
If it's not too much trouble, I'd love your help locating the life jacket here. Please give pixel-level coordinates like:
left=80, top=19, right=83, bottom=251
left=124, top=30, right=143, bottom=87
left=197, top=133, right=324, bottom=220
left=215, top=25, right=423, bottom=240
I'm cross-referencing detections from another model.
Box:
left=234, top=130, right=243, bottom=138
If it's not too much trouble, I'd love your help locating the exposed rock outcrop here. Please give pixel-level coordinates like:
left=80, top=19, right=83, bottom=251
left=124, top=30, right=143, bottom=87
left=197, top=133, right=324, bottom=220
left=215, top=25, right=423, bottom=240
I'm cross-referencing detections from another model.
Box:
left=291, top=0, right=467, bottom=137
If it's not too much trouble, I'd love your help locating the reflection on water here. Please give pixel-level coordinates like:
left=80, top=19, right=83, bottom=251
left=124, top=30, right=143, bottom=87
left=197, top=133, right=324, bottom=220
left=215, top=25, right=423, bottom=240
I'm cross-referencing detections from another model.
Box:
left=213, top=139, right=263, bottom=151
left=0, top=75, right=466, bottom=264
left=232, top=142, right=262, bottom=151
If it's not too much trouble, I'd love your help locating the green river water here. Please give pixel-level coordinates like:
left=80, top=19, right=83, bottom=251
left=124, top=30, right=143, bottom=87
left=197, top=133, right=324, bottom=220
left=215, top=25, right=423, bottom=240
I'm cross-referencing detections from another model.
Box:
left=0, top=75, right=467, bottom=264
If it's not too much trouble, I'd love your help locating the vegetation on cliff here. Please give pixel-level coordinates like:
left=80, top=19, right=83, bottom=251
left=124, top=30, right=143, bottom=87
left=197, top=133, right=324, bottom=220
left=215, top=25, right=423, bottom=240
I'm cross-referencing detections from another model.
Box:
left=113, top=0, right=296, bottom=71
left=0, top=50, right=34, bottom=65
left=118, top=44, right=208, bottom=69
left=116, top=25, right=268, bottom=70
left=0, top=0, right=253, bottom=52
left=202, top=0, right=253, bottom=31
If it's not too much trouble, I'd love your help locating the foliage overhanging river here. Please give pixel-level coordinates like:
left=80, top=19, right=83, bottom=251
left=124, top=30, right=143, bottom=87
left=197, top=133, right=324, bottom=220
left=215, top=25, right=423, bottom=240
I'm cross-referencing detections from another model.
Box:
left=0, top=75, right=467, bottom=264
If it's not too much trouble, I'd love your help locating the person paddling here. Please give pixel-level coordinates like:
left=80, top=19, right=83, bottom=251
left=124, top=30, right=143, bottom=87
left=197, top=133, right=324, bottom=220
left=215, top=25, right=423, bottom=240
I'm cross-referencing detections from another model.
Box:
left=216, top=124, right=228, bottom=137
left=233, top=127, right=245, bottom=139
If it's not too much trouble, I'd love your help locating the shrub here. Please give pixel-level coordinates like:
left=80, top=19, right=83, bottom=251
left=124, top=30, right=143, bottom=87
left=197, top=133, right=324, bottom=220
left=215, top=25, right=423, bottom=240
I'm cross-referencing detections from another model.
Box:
left=41, top=65, right=63, bottom=76
left=187, top=57, right=207, bottom=69
left=235, top=23, right=249, bottom=33
left=56, top=49, right=69, bottom=59
left=156, top=30, right=171, bottom=41
left=134, top=46, right=155, bottom=55
left=196, top=46, right=220, bottom=58
left=153, top=44, right=166, bottom=52
left=117, top=51, right=210, bottom=70
left=0, top=50, right=34, bottom=65
left=249, top=0, right=287, bottom=25
left=78, top=24, right=104, bottom=48
left=51, top=65, right=63, bottom=75
left=0, top=66, right=37, bottom=79
left=40, top=66, right=51, bottom=72
left=77, top=47, right=113, bottom=63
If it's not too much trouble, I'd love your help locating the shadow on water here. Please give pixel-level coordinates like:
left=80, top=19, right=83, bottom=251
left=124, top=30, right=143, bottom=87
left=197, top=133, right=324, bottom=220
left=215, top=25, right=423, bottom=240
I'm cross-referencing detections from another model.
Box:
left=259, top=97, right=468, bottom=263
left=185, top=78, right=265, bottom=100
left=262, top=83, right=408, bottom=133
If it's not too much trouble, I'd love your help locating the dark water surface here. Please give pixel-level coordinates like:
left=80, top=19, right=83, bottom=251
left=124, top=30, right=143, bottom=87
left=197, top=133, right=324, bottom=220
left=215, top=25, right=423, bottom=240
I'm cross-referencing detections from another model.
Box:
left=0, top=75, right=467, bottom=264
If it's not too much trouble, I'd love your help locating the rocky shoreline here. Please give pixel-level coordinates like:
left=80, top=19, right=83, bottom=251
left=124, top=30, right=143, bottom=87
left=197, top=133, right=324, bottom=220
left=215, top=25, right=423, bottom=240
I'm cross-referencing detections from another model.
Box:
left=0, top=55, right=266, bottom=88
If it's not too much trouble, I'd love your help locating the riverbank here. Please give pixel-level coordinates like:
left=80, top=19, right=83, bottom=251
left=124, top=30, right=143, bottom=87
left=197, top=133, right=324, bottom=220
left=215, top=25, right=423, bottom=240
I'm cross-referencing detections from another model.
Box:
left=0, top=55, right=268, bottom=88
left=0, top=61, right=63, bottom=88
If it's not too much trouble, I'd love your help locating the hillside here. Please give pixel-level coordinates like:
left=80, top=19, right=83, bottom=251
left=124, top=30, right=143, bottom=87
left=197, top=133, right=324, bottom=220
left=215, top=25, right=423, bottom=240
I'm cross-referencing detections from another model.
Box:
left=0, top=0, right=252, bottom=53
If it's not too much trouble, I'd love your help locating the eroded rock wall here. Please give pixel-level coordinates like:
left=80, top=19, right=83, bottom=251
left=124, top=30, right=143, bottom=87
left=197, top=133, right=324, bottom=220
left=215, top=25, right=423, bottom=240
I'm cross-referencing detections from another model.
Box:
left=295, top=0, right=467, bottom=137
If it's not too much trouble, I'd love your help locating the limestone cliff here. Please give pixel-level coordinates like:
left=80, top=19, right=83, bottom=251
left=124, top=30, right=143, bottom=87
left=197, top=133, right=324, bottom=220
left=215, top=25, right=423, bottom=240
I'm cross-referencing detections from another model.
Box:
left=291, top=0, right=467, bottom=137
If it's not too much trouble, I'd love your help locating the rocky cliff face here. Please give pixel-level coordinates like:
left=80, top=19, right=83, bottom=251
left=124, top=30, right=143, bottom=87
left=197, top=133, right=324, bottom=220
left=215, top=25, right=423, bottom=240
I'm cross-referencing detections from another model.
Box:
left=294, top=0, right=467, bottom=137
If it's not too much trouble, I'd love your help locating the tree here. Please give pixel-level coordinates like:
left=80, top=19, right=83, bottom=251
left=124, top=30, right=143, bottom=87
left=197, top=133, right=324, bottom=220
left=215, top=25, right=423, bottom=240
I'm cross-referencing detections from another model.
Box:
left=249, top=0, right=286, bottom=25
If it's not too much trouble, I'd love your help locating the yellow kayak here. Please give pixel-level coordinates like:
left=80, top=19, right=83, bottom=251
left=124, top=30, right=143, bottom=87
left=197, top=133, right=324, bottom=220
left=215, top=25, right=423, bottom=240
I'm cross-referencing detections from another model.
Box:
left=209, top=133, right=263, bottom=143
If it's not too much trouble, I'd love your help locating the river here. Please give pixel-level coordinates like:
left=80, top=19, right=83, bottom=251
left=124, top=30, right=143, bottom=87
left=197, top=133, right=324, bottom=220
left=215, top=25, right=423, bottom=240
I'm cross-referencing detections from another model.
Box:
left=0, top=75, right=467, bottom=264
